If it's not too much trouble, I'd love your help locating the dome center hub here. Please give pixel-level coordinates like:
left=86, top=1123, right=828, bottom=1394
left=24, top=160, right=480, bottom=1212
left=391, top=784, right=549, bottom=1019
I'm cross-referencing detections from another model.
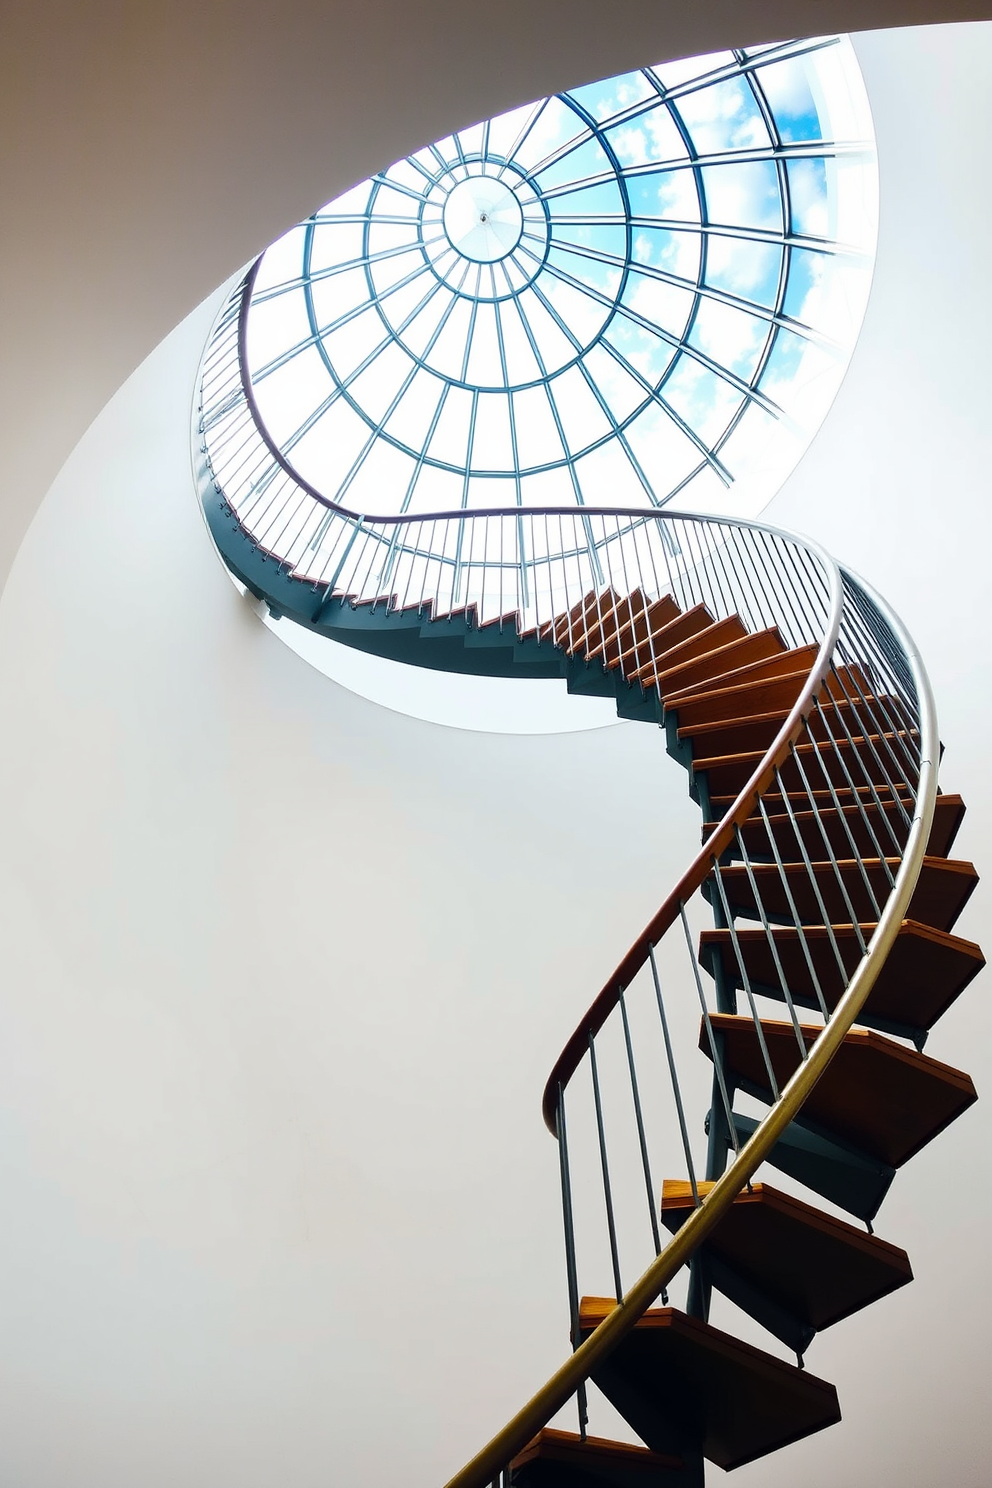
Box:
left=442, top=176, right=523, bottom=262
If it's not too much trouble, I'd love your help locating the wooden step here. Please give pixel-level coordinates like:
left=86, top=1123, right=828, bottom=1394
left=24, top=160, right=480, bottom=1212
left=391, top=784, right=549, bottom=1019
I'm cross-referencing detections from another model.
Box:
left=708, top=790, right=965, bottom=862
left=628, top=614, right=747, bottom=684
left=575, top=589, right=652, bottom=660
left=478, top=607, right=522, bottom=635
left=698, top=918, right=984, bottom=1040
left=660, top=1180, right=912, bottom=1355
left=660, top=632, right=798, bottom=702
left=671, top=666, right=874, bottom=731
left=510, top=1429, right=685, bottom=1487
left=711, top=782, right=911, bottom=815
left=709, top=856, right=978, bottom=934
left=680, top=693, right=911, bottom=763
left=566, top=592, right=630, bottom=656
left=585, top=592, right=681, bottom=669
left=554, top=588, right=620, bottom=647
left=700, top=1014, right=977, bottom=1168
left=693, top=730, right=919, bottom=797
left=578, top=1300, right=840, bottom=1471
left=615, top=604, right=716, bottom=675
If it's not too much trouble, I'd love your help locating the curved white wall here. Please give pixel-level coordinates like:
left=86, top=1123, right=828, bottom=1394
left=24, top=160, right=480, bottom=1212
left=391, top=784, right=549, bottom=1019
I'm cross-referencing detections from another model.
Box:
left=0, top=291, right=701, bottom=1485
left=0, top=19, right=990, bottom=1488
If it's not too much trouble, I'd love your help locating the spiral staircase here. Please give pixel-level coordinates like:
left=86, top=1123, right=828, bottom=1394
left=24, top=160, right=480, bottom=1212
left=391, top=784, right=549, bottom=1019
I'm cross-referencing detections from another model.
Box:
left=196, top=269, right=982, bottom=1488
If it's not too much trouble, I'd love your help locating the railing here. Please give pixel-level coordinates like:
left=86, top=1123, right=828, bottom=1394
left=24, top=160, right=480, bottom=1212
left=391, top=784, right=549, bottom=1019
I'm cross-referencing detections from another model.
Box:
left=196, top=265, right=939, bottom=1488
left=197, top=268, right=833, bottom=650
left=443, top=565, right=934, bottom=1488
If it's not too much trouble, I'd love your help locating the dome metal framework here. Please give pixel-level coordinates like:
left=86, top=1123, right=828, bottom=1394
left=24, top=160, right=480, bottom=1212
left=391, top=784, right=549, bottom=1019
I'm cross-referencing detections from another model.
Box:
left=236, top=34, right=876, bottom=526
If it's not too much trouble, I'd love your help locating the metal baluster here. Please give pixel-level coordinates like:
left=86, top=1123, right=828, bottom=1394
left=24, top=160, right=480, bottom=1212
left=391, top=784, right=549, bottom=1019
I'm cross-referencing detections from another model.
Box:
left=619, top=990, right=663, bottom=1257
left=648, top=944, right=698, bottom=1221
left=708, top=860, right=788, bottom=1079
left=555, top=1086, right=588, bottom=1439
left=679, top=903, right=739, bottom=1155
left=589, top=1032, right=623, bottom=1303
left=753, top=806, right=831, bottom=1020
left=773, top=760, right=851, bottom=985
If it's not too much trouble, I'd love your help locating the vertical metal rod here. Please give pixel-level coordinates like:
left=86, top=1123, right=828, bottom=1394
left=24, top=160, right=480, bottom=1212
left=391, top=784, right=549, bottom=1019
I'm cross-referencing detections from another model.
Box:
left=648, top=944, right=700, bottom=1206
left=708, top=860, right=787, bottom=1083
left=679, top=902, right=739, bottom=1155
left=589, top=1034, right=623, bottom=1303
left=774, top=761, right=850, bottom=984
left=704, top=523, right=736, bottom=621
left=619, top=990, right=663, bottom=1257
left=754, top=806, right=831, bottom=1019
left=818, top=662, right=914, bottom=798
left=825, top=645, right=919, bottom=806
left=755, top=531, right=807, bottom=649
left=838, top=606, right=922, bottom=769
left=799, top=708, right=878, bottom=953
left=726, top=527, right=764, bottom=634
left=818, top=664, right=909, bottom=859
left=724, top=837, right=810, bottom=1048
left=810, top=694, right=885, bottom=916
left=555, top=1087, right=588, bottom=1439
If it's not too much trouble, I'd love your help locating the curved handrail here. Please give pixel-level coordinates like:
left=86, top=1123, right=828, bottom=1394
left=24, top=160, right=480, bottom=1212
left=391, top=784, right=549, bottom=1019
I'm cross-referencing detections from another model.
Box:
left=198, top=262, right=941, bottom=1488
left=541, top=544, right=844, bottom=1129
left=443, top=568, right=937, bottom=1488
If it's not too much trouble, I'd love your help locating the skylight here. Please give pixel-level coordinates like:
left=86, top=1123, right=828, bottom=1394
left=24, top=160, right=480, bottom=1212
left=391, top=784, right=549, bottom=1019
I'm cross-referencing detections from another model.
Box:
left=238, top=36, right=876, bottom=524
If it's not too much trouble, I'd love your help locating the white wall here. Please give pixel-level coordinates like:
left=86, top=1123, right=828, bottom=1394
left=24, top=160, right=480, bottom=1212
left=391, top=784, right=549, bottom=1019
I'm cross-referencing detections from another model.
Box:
left=0, top=293, right=700, bottom=1486
left=760, top=24, right=992, bottom=1485
left=0, top=19, right=989, bottom=1488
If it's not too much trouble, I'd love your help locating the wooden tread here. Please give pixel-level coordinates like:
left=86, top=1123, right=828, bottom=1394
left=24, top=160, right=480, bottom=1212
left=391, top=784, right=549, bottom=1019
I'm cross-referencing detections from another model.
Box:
left=660, top=1180, right=912, bottom=1353
left=578, top=1300, right=840, bottom=1470
left=667, top=667, right=860, bottom=729
left=554, top=588, right=620, bottom=647
left=573, top=590, right=650, bottom=659
left=679, top=693, right=903, bottom=760
left=627, top=614, right=746, bottom=683
left=586, top=592, right=681, bottom=669
left=698, top=918, right=984, bottom=1039
left=709, top=855, right=978, bottom=934
left=620, top=603, right=716, bottom=673
left=708, top=790, right=965, bottom=861
left=510, top=1429, right=684, bottom=1486
left=694, top=730, right=919, bottom=796
left=659, top=631, right=796, bottom=701
left=700, top=1014, right=977, bottom=1168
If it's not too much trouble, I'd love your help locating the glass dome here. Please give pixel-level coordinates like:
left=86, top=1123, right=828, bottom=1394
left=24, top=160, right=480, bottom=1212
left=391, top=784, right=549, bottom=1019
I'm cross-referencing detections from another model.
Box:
left=240, top=35, right=877, bottom=523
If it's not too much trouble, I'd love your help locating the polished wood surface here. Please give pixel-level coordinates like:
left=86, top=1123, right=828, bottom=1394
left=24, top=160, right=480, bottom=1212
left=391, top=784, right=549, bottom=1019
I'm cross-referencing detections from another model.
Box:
left=578, top=1301, right=840, bottom=1471
left=698, top=918, right=984, bottom=1035
left=694, top=730, right=919, bottom=795
left=660, top=632, right=798, bottom=700
left=660, top=1179, right=912, bottom=1335
left=510, top=1428, right=683, bottom=1484
left=708, top=789, right=964, bottom=861
left=712, top=855, right=978, bottom=933
left=589, top=593, right=681, bottom=669
left=629, top=614, right=747, bottom=682
left=701, top=1014, right=977, bottom=1166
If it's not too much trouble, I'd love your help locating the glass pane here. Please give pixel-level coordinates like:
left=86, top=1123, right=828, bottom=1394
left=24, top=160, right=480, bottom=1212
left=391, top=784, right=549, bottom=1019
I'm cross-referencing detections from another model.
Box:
left=226, top=36, right=876, bottom=531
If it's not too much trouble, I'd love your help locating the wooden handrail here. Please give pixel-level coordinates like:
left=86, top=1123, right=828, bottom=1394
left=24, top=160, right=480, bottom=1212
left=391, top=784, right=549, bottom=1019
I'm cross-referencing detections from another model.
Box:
left=540, top=543, right=844, bottom=1130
